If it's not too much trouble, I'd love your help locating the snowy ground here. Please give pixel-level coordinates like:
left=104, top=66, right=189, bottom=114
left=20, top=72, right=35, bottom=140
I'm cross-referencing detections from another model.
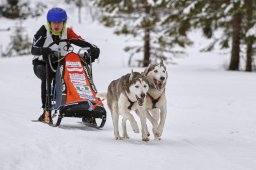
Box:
left=1, top=2, right=256, bottom=170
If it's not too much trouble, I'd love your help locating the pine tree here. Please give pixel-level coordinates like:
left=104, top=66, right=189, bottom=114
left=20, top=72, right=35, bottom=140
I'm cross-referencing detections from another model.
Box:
left=66, top=0, right=84, bottom=24
left=2, top=21, right=31, bottom=57
left=2, top=0, right=20, bottom=18
left=64, top=0, right=99, bottom=23
left=245, top=0, right=254, bottom=71
left=1, top=0, right=46, bottom=19
left=229, top=2, right=242, bottom=71
left=95, top=0, right=192, bottom=67
left=185, top=0, right=256, bottom=71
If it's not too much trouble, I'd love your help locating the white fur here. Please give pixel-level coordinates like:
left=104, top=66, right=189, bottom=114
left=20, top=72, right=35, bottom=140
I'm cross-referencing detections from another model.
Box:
left=101, top=72, right=150, bottom=141
left=116, top=83, right=149, bottom=141
left=144, top=62, right=168, bottom=140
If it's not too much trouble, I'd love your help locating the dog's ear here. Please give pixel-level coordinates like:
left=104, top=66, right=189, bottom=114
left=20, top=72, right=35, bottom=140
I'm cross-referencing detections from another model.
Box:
left=160, top=58, right=164, bottom=65
left=129, top=69, right=134, bottom=82
left=143, top=64, right=151, bottom=76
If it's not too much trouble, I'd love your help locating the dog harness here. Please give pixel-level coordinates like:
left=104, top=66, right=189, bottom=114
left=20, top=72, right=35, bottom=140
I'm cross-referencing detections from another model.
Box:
left=147, top=93, right=162, bottom=109
left=127, top=98, right=135, bottom=110
left=125, top=92, right=135, bottom=110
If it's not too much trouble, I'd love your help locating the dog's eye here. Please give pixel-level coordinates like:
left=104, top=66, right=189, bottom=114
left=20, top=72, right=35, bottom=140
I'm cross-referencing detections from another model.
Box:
left=154, top=70, right=158, bottom=73
left=144, top=85, right=148, bottom=88
left=135, top=85, right=139, bottom=88
left=163, top=70, right=165, bottom=73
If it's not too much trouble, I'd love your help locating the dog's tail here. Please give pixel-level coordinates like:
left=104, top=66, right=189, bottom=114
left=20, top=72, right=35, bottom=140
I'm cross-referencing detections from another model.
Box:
left=96, top=92, right=107, bottom=99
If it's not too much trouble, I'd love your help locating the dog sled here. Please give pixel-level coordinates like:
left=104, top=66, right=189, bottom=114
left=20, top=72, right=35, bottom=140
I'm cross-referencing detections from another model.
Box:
left=43, top=39, right=106, bottom=128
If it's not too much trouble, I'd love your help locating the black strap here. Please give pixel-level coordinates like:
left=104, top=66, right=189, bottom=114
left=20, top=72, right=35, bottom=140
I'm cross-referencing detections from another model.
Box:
left=147, top=93, right=161, bottom=109
left=127, top=97, right=135, bottom=110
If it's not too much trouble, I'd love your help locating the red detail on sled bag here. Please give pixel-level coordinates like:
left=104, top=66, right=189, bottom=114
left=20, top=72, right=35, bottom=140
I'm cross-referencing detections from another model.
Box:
left=63, top=52, right=102, bottom=107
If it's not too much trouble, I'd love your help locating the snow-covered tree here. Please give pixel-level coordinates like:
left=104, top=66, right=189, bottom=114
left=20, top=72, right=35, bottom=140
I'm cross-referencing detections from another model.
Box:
left=95, top=0, right=192, bottom=67
left=0, top=0, right=46, bottom=19
left=64, top=0, right=100, bottom=23
left=2, top=21, right=31, bottom=57
left=94, top=0, right=255, bottom=70
left=244, top=0, right=254, bottom=71
left=184, top=0, right=256, bottom=71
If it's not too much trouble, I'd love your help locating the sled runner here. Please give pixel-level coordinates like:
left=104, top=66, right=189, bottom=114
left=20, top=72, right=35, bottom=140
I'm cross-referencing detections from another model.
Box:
left=44, top=39, right=106, bottom=128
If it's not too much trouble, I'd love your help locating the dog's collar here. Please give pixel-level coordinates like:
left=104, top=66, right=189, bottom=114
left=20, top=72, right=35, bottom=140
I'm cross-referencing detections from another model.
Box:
left=125, top=92, right=136, bottom=110
left=147, top=93, right=162, bottom=109
left=127, top=97, right=135, bottom=110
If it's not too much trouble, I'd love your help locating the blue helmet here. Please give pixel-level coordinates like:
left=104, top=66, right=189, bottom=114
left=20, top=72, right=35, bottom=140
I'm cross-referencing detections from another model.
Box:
left=47, top=7, right=67, bottom=22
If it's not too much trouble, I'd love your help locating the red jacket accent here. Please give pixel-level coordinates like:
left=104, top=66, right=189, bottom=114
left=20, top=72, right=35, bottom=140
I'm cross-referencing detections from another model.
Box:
left=67, top=28, right=84, bottom=40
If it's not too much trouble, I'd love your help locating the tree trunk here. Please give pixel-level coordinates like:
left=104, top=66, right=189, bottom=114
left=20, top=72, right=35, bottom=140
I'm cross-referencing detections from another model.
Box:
left=229, top=12, right=241, bottom=71
left=246, top=38, right=253, bottom=71
left=143, top=5, right=151, bottom=67
left=245, top=0, right=253, bottom=72
left=143, top=29, right=150, bottom=67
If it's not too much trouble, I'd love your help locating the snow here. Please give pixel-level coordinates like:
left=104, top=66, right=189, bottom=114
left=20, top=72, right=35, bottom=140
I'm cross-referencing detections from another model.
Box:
left=183, top=1, right=197, bottom=15
left=1, top=1, right=256, bottom=170
left=246, top=23, right=256, bottom=37
left=147, top=0, right=163, bottom=6
left=224, top=4, right=234, bottom=15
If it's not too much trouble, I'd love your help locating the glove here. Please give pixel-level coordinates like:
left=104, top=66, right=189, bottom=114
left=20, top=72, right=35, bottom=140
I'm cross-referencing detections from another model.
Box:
left=83, top=45, right=100, bottom=63
left=90, top=46, right=100, bottom=63
left=41, top=47, right=52, bottom=60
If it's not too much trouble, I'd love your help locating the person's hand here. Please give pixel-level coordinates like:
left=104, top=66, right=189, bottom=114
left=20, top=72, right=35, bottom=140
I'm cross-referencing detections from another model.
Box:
left=41, top=47, right=52, bottom=60
left=90, top=46, right=100, bottom=63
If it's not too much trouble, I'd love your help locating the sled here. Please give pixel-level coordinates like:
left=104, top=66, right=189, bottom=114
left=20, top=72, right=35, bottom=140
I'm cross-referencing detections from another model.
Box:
left=44, top=39, right=106, bottom=128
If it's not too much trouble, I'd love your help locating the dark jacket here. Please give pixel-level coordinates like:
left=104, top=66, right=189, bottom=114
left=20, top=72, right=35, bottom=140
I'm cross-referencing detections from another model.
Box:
left=31, top=25, right=100, bottom=63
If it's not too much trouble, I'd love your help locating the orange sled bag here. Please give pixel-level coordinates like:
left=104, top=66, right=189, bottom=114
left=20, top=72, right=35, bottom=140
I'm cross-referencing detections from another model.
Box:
left=52, top=52, right=106, bottom=127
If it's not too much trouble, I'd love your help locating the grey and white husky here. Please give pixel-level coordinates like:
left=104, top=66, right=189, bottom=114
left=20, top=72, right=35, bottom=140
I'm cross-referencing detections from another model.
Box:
left=143, top=59, right=168, bottom=139
left=100, top=71, right=150, bottom=141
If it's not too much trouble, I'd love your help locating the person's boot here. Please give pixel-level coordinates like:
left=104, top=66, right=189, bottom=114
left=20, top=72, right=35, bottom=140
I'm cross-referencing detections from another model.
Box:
left=82, top=117, right=97, bottom=127
left=90, top=117, right=97, bottom=126
left=38, top=112, right=45, bottom=122
left=38, top=110, right=52, bottom=125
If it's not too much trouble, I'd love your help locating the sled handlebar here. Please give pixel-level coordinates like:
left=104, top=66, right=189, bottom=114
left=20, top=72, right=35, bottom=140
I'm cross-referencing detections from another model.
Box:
left=47, top=38, right=89, bottom=49
left=47, top=39, right=93, bottom=68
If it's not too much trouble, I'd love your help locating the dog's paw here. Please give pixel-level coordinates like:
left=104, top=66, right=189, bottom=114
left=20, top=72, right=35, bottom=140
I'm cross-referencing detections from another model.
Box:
left=155, top=127, right=163, bottom=137
left=147, top=132, right=150, bottom=137
left=155, top=131, right=161, bottom=138
left=142, top=137, right=150, bottom=142
left=152, top=128, right=160, bottom=137
left=152, top=129, right=161, bottom=139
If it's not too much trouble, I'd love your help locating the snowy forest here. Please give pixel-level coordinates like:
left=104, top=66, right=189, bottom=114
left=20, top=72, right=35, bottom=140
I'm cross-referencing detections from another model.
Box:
left=0, top=0, right=256, bottom=71
left=1, top=1, right=256, bottom=170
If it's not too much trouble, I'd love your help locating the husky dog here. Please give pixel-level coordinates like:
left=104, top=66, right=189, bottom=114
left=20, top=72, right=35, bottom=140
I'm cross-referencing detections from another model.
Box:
left=103, top=71, right=149, bottom=141
left=143, top=59, right=168, bottom=139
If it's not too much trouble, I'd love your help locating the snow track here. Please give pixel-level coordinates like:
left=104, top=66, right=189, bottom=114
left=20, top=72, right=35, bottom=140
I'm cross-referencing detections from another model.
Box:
left=0, top=56, right=256, bottom=170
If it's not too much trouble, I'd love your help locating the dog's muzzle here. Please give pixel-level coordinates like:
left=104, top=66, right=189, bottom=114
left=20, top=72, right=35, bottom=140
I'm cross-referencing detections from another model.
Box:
left=154, top=78, right=165, bottom=90
left=136, top=93, right=145, bottom=106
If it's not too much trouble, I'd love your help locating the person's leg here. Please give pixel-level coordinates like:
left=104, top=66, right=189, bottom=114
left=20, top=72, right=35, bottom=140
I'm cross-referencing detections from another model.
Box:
left=33, top=64, right=52, bottom=124
left=33, top=64, right=47, bottom=108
